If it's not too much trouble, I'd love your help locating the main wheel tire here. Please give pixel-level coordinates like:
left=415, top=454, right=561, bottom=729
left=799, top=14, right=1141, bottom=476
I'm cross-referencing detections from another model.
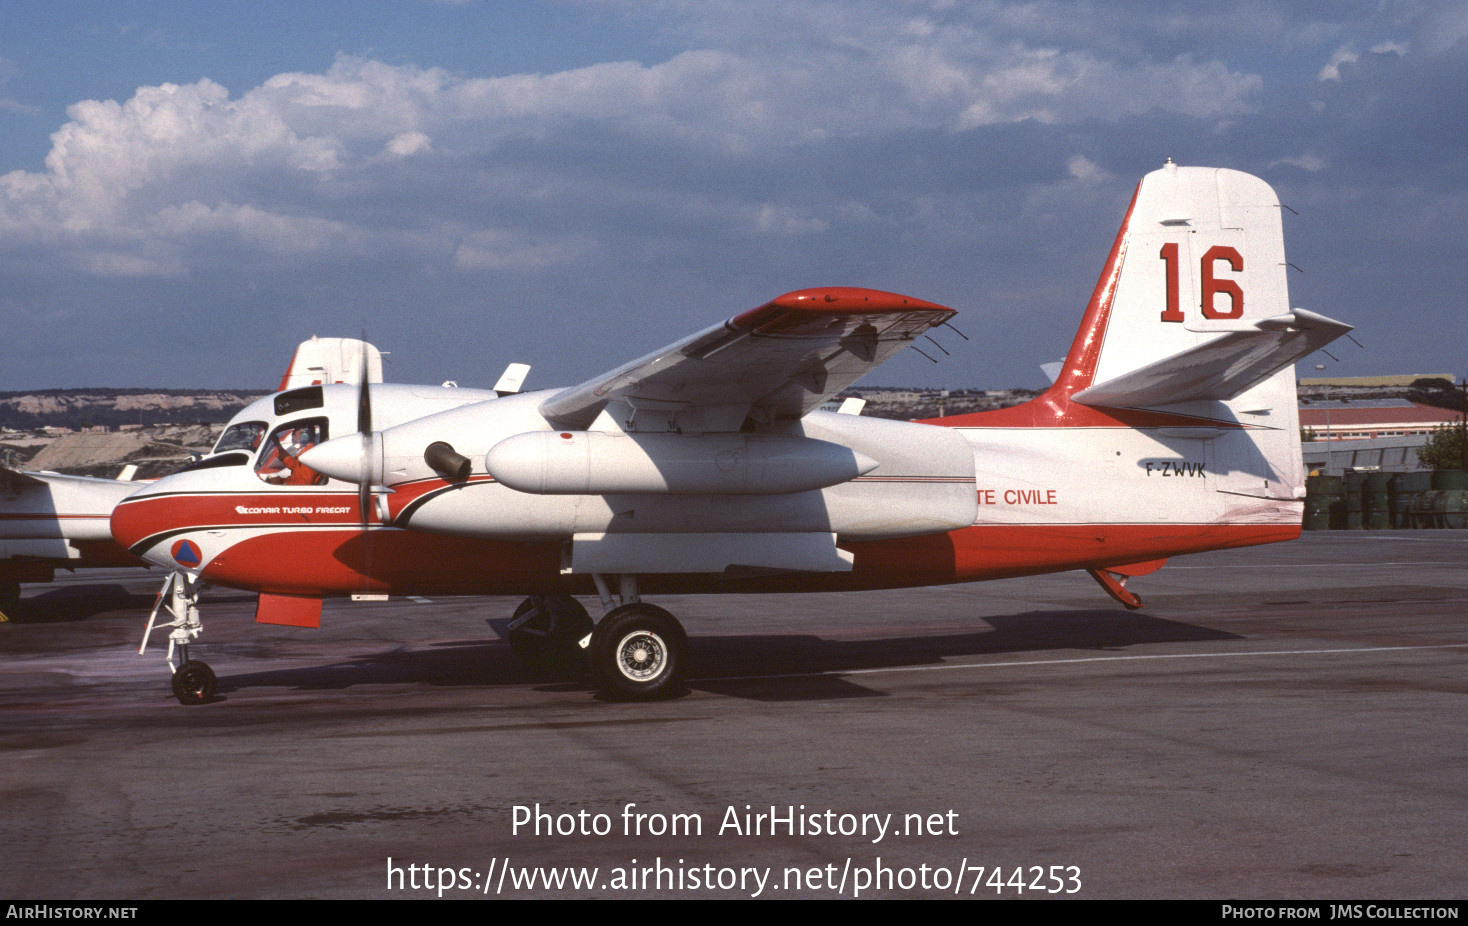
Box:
left=590, top=604, right=688, bottom=701
left=172, top=660, right=217, bottom=705
left=508, top=595, right=593, bottom=675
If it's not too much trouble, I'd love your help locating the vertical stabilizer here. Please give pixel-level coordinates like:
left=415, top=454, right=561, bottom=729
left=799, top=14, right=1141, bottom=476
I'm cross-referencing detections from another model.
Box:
left=950, top=162, right=1352, bottom=529
left=278, top=337, right=385, bottom=391
left=1059, top=161, right=1297, bottom=397
left=1051, top=162, right=1348, bottom=513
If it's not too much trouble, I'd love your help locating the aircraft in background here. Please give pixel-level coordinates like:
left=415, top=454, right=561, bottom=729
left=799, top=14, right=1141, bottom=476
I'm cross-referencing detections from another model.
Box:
left=0, top=337, right=388, bottom=621
left=0, top=465, right=144, bottom=619
left=112, top=162, right=1351, bottom=704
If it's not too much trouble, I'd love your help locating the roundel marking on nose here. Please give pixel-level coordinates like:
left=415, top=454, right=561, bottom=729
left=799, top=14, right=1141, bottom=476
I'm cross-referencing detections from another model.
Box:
left=171, top=539, right=203, bottom=568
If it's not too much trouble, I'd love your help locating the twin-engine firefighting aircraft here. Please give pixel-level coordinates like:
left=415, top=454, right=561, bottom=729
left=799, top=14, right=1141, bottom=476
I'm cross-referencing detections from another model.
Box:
left=111, top=162, right=1351, bottom=704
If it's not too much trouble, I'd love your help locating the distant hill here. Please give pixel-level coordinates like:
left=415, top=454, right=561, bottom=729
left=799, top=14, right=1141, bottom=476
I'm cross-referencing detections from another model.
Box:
left=12, top=424, right=224, bottom=480
left=0, top=389, right=264, bottom=431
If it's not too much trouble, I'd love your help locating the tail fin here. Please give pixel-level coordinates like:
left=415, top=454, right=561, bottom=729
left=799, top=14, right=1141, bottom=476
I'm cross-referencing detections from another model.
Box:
left=278, top=336, right=385, bottom=391
left=1056, top=160, right=1350, bottom=407
left=1057, top=161, right=1350, bottom=510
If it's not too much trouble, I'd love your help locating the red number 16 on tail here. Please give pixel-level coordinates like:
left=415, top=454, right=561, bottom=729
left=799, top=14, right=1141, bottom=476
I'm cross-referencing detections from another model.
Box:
left=1159, top=243, right=1244, bottom=322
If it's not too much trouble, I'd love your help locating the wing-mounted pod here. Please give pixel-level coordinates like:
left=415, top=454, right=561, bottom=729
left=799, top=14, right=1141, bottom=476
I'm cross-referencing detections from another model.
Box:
left=485, top=431, right=878, bottom=495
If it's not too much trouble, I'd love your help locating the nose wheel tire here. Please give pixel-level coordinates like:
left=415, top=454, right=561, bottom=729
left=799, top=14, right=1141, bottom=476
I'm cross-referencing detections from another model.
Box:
left=590, top=603, right=687, bottom=701
left=171, top=660, right=217, bottom=705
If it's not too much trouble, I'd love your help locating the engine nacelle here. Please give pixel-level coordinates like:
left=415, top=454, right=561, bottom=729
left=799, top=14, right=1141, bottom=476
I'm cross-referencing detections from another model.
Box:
left=485, top=431, right=877, bottom=495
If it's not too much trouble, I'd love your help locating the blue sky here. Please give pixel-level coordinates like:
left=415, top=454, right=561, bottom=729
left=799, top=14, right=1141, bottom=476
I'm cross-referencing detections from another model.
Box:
left=2, top=1, right=1465, bottom=391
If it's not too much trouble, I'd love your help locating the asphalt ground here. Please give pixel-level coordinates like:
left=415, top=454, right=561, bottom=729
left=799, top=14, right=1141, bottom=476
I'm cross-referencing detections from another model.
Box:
left=1, top=532, right=1465, bottom=900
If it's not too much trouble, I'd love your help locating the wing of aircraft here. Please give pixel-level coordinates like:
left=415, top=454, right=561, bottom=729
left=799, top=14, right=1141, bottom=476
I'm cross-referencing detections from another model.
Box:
left=539, top=287, right=956, bottom=433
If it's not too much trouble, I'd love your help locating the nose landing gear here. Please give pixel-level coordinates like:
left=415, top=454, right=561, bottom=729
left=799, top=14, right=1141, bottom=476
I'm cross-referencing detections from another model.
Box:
left=141, top=571, right=217, bottom=705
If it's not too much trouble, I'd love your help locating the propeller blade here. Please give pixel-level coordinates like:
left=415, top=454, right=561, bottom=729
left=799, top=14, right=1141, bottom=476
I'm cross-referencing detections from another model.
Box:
left=356, top=336, right=375, bottom=531
left=357, top=355, right=372, bottom=436
left=360, top=469, right=372, bottom=530
left=356, top=335, right=378, bottom=592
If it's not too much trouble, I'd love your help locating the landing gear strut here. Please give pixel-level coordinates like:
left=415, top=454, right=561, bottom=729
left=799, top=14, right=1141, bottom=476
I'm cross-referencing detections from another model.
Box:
left=141, top=572, right=217, bottom=705
left=0, top=579, right=19, bottom=622
left=507, top=594, right=593, bottom=675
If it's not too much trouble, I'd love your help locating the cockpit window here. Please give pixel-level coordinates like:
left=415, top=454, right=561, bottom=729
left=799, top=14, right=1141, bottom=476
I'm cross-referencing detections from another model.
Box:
left=213, top=421, right=267, bottom=455
left=275, top=385, right=324, bottom=416
left=255, top=418, right=330, bottom=486
left=175, top=451, right=252, bottom=474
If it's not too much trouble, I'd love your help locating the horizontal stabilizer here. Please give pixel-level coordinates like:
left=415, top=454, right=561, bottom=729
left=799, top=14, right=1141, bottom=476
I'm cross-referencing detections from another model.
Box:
left=1071, top=309, right=1352, bottom=409
left=3, top=463, right=149, bottom=492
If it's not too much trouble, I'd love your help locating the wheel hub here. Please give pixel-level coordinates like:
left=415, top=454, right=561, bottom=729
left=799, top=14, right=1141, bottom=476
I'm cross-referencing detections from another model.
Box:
left=617, top=631, right=666, bottom=681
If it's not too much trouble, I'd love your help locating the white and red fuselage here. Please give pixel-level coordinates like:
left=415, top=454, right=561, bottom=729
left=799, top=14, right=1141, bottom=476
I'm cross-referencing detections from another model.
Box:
left=108, top=351, right=1303, bottom=601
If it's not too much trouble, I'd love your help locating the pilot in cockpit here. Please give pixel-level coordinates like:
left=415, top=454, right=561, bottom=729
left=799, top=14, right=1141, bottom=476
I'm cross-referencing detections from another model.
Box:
left=257, top=422, right=328, bottom=486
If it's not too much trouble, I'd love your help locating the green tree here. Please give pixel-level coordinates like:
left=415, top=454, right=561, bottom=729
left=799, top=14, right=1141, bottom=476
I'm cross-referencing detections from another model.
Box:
left=1417, top=424, right=1467, bottom=470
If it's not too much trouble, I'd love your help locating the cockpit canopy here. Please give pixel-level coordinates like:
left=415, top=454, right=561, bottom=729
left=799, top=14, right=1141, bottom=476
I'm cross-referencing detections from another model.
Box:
left=213, top=421, right=266, bottom=455
left=182, top=382, right=502, bottom=484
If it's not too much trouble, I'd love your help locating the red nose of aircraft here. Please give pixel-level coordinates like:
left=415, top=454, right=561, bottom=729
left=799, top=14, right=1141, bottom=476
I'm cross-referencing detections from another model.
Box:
left=109, top=483, right=170, bottom=565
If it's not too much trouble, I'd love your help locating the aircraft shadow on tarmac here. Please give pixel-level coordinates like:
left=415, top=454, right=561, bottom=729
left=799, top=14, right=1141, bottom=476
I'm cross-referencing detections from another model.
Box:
left=685, top=610, right=1242, bottom=701
left=8, top=585, right=158, bottom=623
left=210, top=608, right=1240, bottom=704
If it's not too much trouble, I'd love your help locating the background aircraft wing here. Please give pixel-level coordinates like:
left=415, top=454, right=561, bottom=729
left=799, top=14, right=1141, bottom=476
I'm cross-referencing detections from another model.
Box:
left=0, top=463, right=48, bottom=490
left=540, top=287, right=956, bottom=432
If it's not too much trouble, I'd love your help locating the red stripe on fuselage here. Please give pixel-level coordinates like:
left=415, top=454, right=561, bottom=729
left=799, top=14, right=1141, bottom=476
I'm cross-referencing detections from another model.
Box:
left=175, top=520, right=1296, bottom=598
left=199, top=528, right=563, bottom=596
left=111, top=491, right=367, bottom=550
left=838, top=522, right=1298, bottom=590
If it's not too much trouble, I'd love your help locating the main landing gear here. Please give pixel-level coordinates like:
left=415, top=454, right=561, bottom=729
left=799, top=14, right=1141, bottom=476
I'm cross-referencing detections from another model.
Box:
left=506, top=574, right=689, bottom=701
left=0, top=579, right=20, bottom=622
left=588, top=574, right=689, bottom=700
left=140, top=571, right=217, bottom=705
left=506, top=594, right=594, bottom=675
